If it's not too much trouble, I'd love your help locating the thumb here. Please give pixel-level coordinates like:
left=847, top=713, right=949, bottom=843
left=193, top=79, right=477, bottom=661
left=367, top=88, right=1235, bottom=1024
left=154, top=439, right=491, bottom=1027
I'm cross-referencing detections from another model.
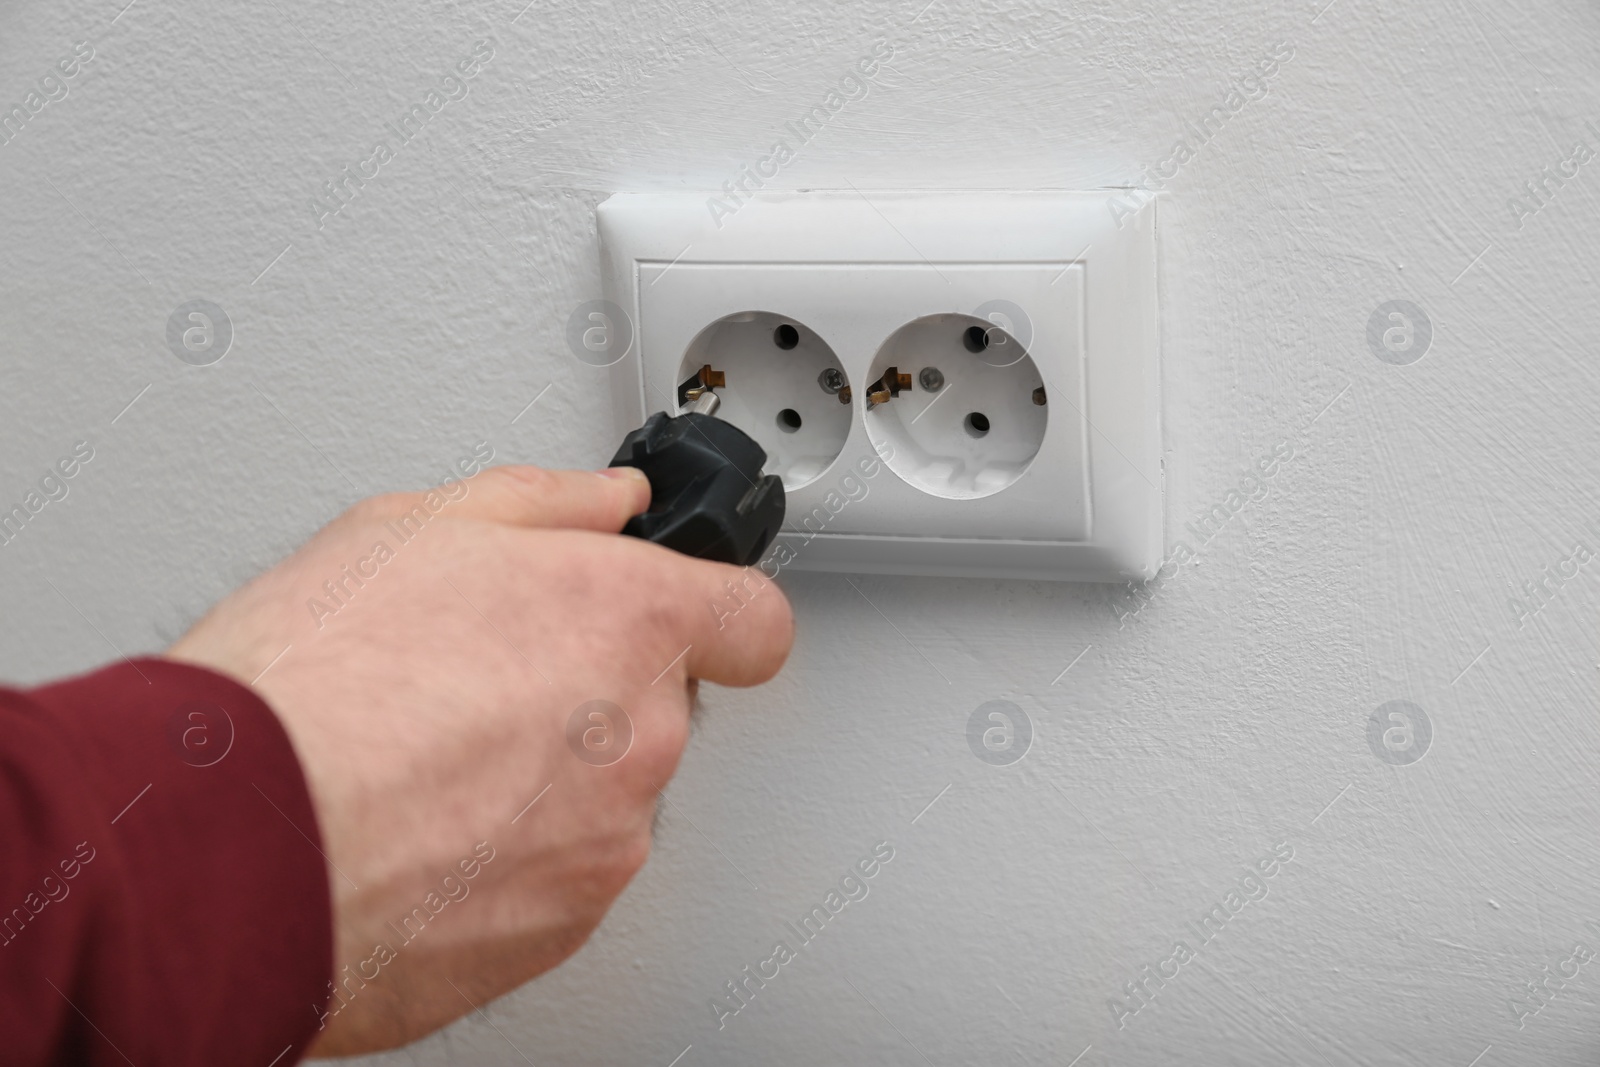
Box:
left=358, top=465, right=651, bottom=532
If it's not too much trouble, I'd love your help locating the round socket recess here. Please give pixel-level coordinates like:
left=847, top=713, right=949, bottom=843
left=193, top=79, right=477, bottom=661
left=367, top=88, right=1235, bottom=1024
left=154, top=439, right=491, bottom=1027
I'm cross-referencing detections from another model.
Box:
left=865, top=313, right=1048, bottom=499
left=678, top=312, right=849, bottom=490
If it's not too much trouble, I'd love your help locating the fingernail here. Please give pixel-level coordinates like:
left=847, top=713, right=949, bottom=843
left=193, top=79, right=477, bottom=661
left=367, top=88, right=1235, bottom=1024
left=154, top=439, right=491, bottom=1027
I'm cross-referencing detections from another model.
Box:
left=598, top=466, right=648, bottom=483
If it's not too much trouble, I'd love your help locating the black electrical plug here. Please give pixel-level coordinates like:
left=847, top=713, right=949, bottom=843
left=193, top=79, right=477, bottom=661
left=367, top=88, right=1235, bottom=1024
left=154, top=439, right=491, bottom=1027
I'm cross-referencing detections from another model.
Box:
left=609, top=392, right=786, bottom=567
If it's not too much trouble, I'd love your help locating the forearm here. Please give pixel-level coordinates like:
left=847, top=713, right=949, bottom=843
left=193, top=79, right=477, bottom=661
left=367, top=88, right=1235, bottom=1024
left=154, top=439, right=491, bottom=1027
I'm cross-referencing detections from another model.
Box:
left=1, top=657, right=331, bottom=1066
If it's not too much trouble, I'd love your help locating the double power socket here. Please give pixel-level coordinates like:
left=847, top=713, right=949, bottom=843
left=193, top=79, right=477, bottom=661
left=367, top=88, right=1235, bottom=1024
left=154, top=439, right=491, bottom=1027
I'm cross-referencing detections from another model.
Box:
left=595, top=191, right=1161, bottom=582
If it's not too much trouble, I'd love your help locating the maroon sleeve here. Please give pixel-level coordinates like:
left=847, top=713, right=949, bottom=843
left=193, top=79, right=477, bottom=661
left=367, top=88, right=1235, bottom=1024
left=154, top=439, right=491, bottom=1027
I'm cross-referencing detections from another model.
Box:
left=0, top=657, right=332, bottom=1066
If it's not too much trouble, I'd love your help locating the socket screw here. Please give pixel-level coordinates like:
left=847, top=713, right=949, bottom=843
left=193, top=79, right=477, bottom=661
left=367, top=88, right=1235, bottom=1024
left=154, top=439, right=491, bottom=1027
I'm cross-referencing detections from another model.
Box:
left=919, top=367, right=945, bottom=392
left=818, top=368, right=845, bottom=394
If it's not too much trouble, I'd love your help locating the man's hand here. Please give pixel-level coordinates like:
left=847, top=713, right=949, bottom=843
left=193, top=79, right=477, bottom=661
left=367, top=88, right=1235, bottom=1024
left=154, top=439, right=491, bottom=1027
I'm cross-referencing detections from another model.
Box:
left=166, top=465, right=794, bottom=1055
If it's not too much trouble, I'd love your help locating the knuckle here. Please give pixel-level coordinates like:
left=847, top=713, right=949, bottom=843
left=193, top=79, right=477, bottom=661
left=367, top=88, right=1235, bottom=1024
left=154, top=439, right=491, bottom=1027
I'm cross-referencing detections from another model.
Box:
left=616, top=831, right=652, bottom=882
left=630, top=718, right=689, bottom=783
left=483, top=464, right=556, bottom=499
left=344, top=493, right=400, bottom=525
left=588, top=825, right=652, bottom=901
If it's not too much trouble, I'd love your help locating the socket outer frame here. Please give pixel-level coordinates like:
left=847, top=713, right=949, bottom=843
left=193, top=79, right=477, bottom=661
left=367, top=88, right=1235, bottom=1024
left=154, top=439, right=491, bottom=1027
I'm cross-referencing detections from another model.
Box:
left=596, top=191, right=1162, bottom=582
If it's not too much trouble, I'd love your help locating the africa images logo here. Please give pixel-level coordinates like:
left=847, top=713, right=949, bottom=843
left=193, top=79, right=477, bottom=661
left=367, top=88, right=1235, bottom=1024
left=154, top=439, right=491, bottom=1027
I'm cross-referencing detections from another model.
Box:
left=1367, top=700, right=1432, bottom=766
left=167, top=700, right=235, bottom=768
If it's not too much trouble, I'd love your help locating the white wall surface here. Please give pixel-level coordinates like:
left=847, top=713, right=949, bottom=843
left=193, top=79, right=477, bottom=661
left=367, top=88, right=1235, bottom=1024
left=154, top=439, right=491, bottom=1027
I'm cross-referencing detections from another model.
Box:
left=4, top=0, right=1600, bottom=1062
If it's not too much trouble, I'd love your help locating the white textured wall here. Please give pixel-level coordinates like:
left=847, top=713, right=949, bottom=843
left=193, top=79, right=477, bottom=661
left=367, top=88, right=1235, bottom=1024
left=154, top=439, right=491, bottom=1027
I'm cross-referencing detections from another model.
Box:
left=5, top=0, right=1600, bottom=1062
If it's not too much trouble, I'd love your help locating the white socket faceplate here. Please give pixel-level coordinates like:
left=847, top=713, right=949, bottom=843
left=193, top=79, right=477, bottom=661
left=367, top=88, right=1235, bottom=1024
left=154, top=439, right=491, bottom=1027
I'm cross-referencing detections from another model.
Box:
left=595, top=192, right=1161, bottom=582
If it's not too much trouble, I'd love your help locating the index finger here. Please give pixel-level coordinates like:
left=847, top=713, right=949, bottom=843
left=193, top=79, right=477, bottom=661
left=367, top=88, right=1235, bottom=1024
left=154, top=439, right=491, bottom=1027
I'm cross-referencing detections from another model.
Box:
left=635, top=544, right=795, bottom=689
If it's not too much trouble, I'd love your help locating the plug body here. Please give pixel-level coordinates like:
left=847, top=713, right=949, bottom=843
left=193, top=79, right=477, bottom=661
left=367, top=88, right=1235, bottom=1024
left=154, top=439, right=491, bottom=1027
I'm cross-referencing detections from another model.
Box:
left=610, top=410, right=785, bottom=567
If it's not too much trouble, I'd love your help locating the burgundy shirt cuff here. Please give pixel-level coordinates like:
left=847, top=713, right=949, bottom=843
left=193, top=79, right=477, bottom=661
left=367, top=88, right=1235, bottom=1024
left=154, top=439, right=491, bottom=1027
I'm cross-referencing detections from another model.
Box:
left=2, top=657, right=332, bottom=1066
